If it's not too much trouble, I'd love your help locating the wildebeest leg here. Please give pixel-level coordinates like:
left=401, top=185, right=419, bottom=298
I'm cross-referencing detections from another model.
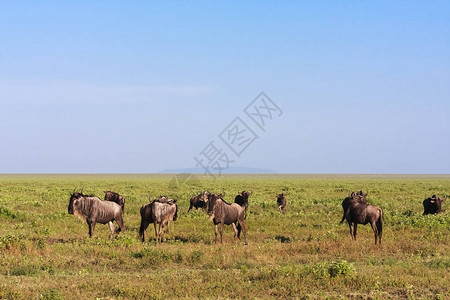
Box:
left=214, top=224, right=219, bottom=243
left=115, top=214, right=125, bottom=233
left=237, top=222, right=242, bottom=238
left=187, top=204, right=193, bottom=213
left=238, top=220, right=247, bottom=245
left=348, top=222, right=353, bottom=240
left=369, top=221, right=377, bottom=245
left=158, top=222, right=163, bottom=243
left=353, top=223, right=358, bottom=241
left=232, top=223, right=238, bottom=241
left=153, top=222, right=159, bottom=243
left=108, top=221, right=115, bottom=240
left=219, top=222, right=224, bottom=244
left=87, top=220, right=96, bottom=238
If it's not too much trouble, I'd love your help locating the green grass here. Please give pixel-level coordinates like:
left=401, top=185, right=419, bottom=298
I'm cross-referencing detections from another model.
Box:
left=0, top=174, right=449, bottom=299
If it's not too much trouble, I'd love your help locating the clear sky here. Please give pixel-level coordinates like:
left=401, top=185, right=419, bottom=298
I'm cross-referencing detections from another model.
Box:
left=1, top=1, right=449, bottom=173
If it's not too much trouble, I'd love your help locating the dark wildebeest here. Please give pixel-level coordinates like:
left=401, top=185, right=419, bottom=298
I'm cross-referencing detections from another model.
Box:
left=340, top=190, right=367, bottom=224
left=68, top=189, right=124, bottom=238
left=276, top=193, right=287, bottom=213
left=341, top=191, right=382, bottom=245
left=187, top=191, right=210, bottom=212
left=234, top=191, right=252, bottom=218
left=139, top=196, right=178, bottom=243
left=204, top=192, right=247, bottom=245
left=104, top=191, right=126, bottom=212
left=423, top=195, right=446, bottom=215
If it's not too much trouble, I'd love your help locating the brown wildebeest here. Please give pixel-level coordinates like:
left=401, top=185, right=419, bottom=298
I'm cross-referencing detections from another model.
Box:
left=68, top=189, right=124, bottom=238
left=276, top=193, right=287, bottom=213
left=187, top=191, right=209, bottom=212
left=204, top=192, right=247, bottom=245
left=423, top=195, right=446, bottom=215
left=234, top=190, right=252, bottom=218
left=139, top=196, right=178, bottom=243
left=340, top=190, right=367, bottom=224
left=341, top=192, right=382, bottom=245
left=104, top=191, right=126, bottom=212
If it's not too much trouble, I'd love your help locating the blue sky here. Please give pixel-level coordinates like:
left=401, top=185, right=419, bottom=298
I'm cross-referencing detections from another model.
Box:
left=0, top=1, right=449, bottom=173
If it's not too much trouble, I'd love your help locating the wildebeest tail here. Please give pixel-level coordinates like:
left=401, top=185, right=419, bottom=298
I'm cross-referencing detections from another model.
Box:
left=340, top=208, right=349, bottom=224
left=377, top=209, right=383, bottom=235
left=139, top=220, right=150, bottom=240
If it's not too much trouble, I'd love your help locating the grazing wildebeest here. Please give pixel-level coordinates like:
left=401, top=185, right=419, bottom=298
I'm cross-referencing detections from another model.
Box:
left=104, top=191, right=126, bottom=212
left=139, top=196, right=178, bottom=243
left=340, top=190, right=367, bottom=224
left=276, top=193, right=287, bottom=213
left=187, top=191, right=209, bottom=212
left=423, top=195, right=446, bottom=215
left=68, top=189, right=124, bottom=238
left=234, top=191, right=252, bottom=218
left=204, top=192, right=247, bottom=245
left=341, top=192, right=382, bottom=245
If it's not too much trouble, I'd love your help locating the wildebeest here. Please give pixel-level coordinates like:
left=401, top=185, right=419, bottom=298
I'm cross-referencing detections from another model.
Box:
left=340, top=190, right=367, bottom=224
left=234, top=191, right=252, bottom=218
left=68, top=189, right=124, bottom=238
left=204, top=192, right=247, bottom=245
left=276, top=193, right=287, bottom=213
left=341, top=191, right=382, bottom=245
left=104, top=191, right=126, bottom=212
left=423, top=195, right=446, bottom=215
left=139, top=196, right=178, bottom=243
left=187, top=191, right=209, bottom=212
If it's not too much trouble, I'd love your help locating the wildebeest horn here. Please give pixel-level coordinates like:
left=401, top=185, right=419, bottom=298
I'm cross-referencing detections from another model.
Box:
left=80, top=188, right=84, bottom=194
left=73, top=188, right=76, bottom=194
left=222, top=191, right=226, bottom=197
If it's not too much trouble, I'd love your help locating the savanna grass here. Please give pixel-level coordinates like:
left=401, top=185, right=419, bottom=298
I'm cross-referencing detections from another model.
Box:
left=0, top=174, right=449, bottom=299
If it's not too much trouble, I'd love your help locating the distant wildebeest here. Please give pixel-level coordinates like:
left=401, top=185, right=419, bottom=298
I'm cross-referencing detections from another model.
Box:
left=234, top=191, right=252, bottom=218
left=139, top=196, right=178, bottom=243
left=341, top=191, right=382, bottom=245
left=423, top=195, right=446, bottom=215
left=276, top=193, right=287, bottom=213
left=104, top=191, right=126, bottom=212
left=204, top=192, right=247, bottom=245
left=340, top=190, right=367, bottom=224
left=187, top=191, right=209, bottom=212
left=68, top=189, right=124, bottom=238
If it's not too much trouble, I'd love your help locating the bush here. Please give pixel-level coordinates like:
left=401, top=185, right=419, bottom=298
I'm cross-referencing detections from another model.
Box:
left=327, top=260, right=355, bottom=278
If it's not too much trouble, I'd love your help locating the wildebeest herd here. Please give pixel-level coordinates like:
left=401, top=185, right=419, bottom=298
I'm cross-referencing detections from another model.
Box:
left=67, top=189, right=446, bottom=245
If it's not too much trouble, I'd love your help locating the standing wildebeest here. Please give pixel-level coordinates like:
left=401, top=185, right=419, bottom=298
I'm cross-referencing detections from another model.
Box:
left=340, top=190, right=367, bottom=224
left=204, top=192, right=247, bottom=245
left=68, top=189, right=124, bottom=238
left=234, top=191, right=252, bottom=218
left=139, top=196, right=178, bottom=243
left=104, top=191, right=126, bottom=212
left=276, top=193, right=287, bottom=213
left=187, top=191, right=209, bottom=212
left=423, top=195, right=446, bottom=215
left=341, top=191, right=382, bottom=245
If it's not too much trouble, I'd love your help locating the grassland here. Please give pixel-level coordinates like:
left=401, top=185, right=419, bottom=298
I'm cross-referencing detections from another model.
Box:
left=0, top=174, right=449, bottom=299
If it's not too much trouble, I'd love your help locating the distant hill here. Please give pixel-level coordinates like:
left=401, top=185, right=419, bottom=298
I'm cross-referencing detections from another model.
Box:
left=159, top=167, right=277, bottom=174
